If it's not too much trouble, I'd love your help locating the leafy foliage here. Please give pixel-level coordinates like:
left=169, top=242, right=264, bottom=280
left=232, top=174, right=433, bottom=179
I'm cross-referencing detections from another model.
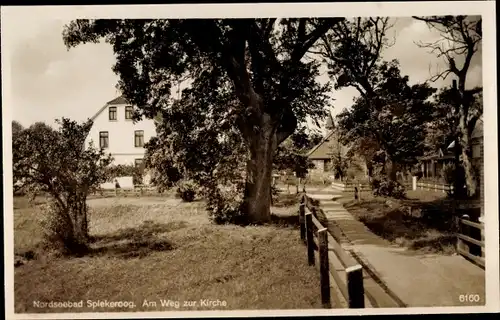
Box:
left=12, top=121, right=26, bottom=194
left=371, top=177, right=406, bottom=199
left=273, top=127, right=321, bottom=179
left=206, top=182, right=248, bottom=225
left=424, top=87, right=482, bottom=155
left=337, top=60, right=437, bottom=175
left=13, top=118, right=112, bottom=254
left=105, top=164, right=144, bottom=186
left=440, top=162, right=457, bottom=185
left=176, top=179, right=197, bottom=202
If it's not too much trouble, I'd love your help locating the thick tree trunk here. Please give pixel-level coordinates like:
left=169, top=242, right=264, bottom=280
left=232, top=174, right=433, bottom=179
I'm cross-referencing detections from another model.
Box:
left=385, top=154, right=397, bottom=181
left=243, top=122, right=277, bottom=223
left=65, top=196, right=90, bottom=254
left=457, top=110, right=477, bottom=198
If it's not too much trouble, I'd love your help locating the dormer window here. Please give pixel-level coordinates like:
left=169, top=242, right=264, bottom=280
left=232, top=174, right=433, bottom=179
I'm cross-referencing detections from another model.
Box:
left=125, top=106, right=134, bottom=120
left=109, top=106, right=117, bottom=121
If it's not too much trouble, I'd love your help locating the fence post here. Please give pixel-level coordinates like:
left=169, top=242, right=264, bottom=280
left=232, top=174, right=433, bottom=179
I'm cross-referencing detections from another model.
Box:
left=299, top=201, right=306, bottom=242
left=318, top=228, right=331, bottom=308
left=459, top=214, right=470, bottom=253
left=305, top=212, right=315, bottom=266
left=346, top=264, right=365, bottom=308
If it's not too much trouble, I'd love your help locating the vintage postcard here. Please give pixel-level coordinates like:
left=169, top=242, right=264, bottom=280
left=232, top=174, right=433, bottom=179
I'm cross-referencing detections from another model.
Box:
left=2, top=1, right=498, bottom=318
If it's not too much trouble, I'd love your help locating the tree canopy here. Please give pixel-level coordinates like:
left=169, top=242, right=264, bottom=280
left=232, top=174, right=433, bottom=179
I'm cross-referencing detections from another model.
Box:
left=337, top=60, right=437, bottom=178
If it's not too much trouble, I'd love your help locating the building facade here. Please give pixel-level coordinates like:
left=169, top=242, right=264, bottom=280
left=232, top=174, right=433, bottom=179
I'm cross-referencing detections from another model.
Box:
left=85, top=96, right=156, bottom=187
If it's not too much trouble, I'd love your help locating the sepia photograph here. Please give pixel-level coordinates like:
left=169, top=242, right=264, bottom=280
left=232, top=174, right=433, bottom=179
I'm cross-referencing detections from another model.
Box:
left=2, top=2, right=498, bottom=318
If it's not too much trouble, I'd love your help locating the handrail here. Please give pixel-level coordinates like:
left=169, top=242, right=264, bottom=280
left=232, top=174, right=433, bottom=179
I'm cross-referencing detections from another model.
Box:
left=300, top=196, right=365, bottom=308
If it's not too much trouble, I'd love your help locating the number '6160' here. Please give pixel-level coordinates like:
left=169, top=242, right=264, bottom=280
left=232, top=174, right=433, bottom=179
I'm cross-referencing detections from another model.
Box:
left=459, top=294, right=481, bottom=303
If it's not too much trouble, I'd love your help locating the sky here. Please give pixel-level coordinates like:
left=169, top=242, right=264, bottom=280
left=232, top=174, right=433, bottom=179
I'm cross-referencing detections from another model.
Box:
left=4, top=13, right=482, bottom=129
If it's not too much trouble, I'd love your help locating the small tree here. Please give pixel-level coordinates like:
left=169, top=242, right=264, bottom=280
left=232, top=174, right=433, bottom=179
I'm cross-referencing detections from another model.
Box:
left=13, top=118, right=112, bottom=255
left=273, top=127, right=320, bottom=191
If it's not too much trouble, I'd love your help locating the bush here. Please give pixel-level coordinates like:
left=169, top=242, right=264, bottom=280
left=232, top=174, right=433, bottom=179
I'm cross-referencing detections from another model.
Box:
left=206, top=183, right=248, bottom=225
left=371, top=177, right=406, bottom=199
left=176, top=179, right=197, bottom=202
left=440, top=163, right=455, bottom=185
left=440, top=162, right=459, bottom=197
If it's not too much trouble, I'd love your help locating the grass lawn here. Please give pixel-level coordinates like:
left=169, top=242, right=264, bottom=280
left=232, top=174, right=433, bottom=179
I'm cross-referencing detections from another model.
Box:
left=338, top=189, right=459, bottom=255
left=13, top=193, right=321, bottom=313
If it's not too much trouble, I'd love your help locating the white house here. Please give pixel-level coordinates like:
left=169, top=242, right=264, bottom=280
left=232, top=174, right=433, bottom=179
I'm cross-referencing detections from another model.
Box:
left=85, top=96, right=156, bottom=188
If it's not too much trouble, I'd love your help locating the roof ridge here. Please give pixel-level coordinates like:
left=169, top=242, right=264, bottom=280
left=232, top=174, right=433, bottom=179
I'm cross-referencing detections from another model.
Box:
left=306, top=130, right=335, bottom=158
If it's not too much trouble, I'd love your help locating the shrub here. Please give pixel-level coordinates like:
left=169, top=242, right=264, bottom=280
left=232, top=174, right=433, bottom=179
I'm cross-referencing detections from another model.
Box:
left=440, top=162, right=458, bottom=197
left=176, top=179, right=197, bottom=202
left=206, top=183, right=247, bottom=225
left=371, top=177, right=406, bottom=199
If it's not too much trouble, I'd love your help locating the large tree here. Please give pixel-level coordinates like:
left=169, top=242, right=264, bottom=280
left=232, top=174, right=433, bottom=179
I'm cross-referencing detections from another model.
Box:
left=313, top=17, right=402, bottom=179
left=413, top=15, right=482, bottom=198
left=62, top=18, right=343, bottom=222
left=337, top=60, right=437, bottom=180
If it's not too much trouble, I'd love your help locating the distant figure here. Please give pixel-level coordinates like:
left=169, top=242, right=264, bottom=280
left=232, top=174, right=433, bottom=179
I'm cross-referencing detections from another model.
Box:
left=354, top=186, right=359, bottom=200
left=114, top=179, right=121, bottom=189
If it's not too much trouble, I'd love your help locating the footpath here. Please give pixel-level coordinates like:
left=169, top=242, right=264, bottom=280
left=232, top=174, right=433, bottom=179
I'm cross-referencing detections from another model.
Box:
left=304, top=186, right=486, bottom=308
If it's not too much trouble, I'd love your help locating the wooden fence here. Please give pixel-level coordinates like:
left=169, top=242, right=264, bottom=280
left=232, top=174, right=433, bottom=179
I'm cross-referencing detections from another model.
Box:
left=456, top=214, right=485, bottom=268
left=91, top=186, right=164, bottom=198
left=299, top=196, right=365, bottom=308
left=416, top=182, right=453, bottom=194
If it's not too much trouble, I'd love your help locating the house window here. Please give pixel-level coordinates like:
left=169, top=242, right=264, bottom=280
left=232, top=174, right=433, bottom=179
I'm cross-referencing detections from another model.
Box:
left=99, top=131, right=109, bottom=149
left=134, top=130, right=144, bottom=147
left=125, top=106, right=134, bottom=120
left=109, top=106, right=117, bottom=121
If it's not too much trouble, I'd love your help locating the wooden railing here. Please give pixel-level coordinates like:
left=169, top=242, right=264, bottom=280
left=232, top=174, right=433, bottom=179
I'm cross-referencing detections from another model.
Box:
left=91, top=186, right=162, bottom=197
left=299, top=196, right=365, bottom=308
left=416, top=182, right=453, bottom=193
left=456, top=214, right=485, bottom=268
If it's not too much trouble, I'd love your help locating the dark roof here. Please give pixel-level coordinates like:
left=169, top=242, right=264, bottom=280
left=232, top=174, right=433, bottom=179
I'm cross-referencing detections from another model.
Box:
left=307, top=131, right=335, bottom=160
left=307, top=130, right=348, bottom=160
left=106, top=96, right=129, bottom=105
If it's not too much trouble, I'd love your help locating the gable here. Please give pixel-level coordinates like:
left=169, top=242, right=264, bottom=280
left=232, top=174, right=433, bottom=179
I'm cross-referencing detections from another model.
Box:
left=107, top=96, right=129, bottom=105
left=90, top=96, right=131, bottom=122
left=307, top=130, right=347, bottom=160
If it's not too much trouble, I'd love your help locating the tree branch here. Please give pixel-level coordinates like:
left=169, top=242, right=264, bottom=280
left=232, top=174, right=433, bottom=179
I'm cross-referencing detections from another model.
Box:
left=290, top=18, right=343, bottom=62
